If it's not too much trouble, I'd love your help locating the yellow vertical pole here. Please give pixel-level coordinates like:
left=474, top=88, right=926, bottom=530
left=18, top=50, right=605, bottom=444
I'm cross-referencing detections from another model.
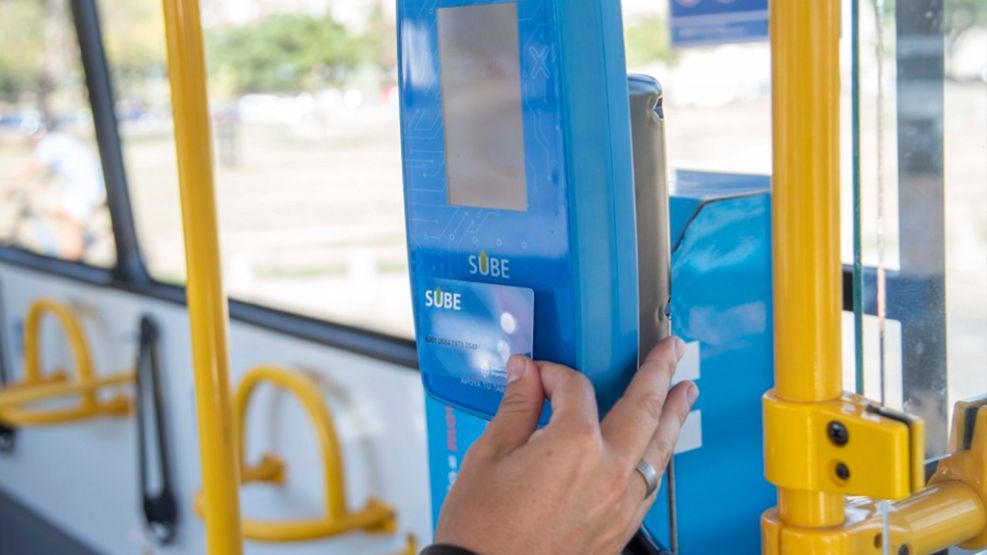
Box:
left=160, top=1, right=244, bottom=553
left=771, top=0, right=845, bottom=528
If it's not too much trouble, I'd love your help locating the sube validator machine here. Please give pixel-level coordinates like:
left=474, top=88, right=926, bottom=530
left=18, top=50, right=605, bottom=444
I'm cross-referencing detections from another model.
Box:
left=399, top=0, right=775, bottom=553
left=398, top=0, right=658, bottom=418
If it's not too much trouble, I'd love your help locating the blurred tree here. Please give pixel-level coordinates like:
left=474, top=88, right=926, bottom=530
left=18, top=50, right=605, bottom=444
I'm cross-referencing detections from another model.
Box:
left=0, top=0, right=45, bottom=104
left=100, top=0, right=168, bottom=97
left=206, top=13, right=359, bottom=94
left=0, top=0, right=86, bottom=121
left=624, top=15, right=678, bottom=69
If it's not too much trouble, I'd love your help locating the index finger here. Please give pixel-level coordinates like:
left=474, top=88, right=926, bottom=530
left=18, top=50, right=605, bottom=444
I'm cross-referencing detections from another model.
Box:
left=599, top=337, right=685, bottom=465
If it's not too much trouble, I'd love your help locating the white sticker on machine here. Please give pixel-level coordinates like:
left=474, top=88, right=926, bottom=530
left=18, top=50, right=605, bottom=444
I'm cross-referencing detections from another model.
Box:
left=673, top=341, right=702, bottom=454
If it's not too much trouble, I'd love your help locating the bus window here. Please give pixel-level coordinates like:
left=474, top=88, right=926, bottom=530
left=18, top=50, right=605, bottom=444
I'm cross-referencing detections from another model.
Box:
left=105, top=0, right=413, bottom=338
left=622, top=2, right=772, bottom=175
left=0, top=0, right=115, bottom=268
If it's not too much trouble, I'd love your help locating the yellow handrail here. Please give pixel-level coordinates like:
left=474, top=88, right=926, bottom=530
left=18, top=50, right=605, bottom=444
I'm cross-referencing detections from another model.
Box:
left=194, top=365, right=397, bottom=543
left=0, top=299, right=132, bottom=426
left=160, top=0, right=243, bottom=553
left=769, top=0, right=845, bottom=528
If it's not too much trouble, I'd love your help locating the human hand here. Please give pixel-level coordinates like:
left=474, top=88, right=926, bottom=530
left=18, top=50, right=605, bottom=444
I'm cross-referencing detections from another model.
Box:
left=432, top=336, right=698, bottom=555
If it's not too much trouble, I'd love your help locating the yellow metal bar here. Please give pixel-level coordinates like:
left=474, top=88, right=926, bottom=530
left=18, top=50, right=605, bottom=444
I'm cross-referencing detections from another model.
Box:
left=763, top=481, right=986, bottom=554
left=238, top=501, right=396, bottom=543
left=160, top=1, right=243, bottom=553
left=235, top=366, right=349, bottom=522
left=400, top=533, right=418, bottom=555
left=0, top=299, right=134, bottom=426
left=0, top=373, right=134, bottom=411
left=0, top=394, right=130, bottom=426
left=770, top=0, right=844, bottom=528
left=192, top=365, right=396, bottom=543
left=890, top=481, right=986, bottom=554
left=930, top=402, right=987, bottom=548
left=771, top=0, right=842, bottom=404
left=24, top=299, right=96, bottom=406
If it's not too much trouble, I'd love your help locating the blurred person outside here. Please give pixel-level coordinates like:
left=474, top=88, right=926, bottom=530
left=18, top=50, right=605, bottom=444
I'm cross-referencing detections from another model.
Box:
left=1, top=119, right=106, bottom=261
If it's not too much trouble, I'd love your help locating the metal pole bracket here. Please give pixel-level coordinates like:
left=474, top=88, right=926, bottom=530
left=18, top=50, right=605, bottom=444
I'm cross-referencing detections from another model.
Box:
left=763, top=396, right=987, bottom=555
left=764, top=390, right=925, bottom=501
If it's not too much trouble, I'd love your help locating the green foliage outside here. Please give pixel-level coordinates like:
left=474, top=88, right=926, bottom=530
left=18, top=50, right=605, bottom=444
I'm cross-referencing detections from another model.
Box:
left=2, top=0, right=983, bottom=108
left=0, top=1, right=397, bottom=108
left=624, top=16, right=678, bottom=69
left=206, top=13, right=354, bottom=94
left=100, top=0, right=169, bottom=95
left=206, top=11, right=395, bottom=96
left=1, top=0, right=163, bottom=111
left=0, top=0, right=46, bottom=102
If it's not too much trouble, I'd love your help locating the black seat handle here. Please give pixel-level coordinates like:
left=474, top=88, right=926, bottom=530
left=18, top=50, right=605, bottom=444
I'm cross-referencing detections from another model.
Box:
left=0, top=280, right=15, bottom=455
left=136, top=316, right=179, bottom=544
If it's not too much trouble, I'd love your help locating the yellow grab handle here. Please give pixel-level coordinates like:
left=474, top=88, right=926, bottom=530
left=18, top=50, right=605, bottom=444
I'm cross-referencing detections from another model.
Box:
left=24, top=300, right=95, bottom=389
left=194, top=365, right=397, bottom=543
left=0, top=299, right=132, bottom=426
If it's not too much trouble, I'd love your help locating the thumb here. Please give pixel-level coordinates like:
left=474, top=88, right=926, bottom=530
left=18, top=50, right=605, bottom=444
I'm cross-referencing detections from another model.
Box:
left=481, top=355, right=544, bottom=455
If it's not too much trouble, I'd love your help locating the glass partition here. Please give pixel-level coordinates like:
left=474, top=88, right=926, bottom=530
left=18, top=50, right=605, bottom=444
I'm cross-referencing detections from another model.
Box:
left=845, top=0, right=987, bottom=458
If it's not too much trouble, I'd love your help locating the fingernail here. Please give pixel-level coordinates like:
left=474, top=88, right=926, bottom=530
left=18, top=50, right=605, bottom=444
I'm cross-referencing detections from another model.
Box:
left=507, top=355, right=526, bottom=383
left=687, top=382, right=700, bottom=405
left=674, top=337, right=686, bottom=361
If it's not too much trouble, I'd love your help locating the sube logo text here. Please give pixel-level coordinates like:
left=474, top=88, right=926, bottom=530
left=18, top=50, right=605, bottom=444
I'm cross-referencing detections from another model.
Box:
left=468, top=251, right=510, bottom=279
left=424, top=287, right=462, bottom=311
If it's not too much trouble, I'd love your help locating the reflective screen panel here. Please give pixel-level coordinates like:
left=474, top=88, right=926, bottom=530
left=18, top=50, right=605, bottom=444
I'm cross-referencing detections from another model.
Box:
left=438, top=3, right=528, bottom=211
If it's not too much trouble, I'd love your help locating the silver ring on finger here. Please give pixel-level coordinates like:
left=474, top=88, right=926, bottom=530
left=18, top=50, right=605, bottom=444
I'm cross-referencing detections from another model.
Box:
left=635, top=458, right=659, bottom=500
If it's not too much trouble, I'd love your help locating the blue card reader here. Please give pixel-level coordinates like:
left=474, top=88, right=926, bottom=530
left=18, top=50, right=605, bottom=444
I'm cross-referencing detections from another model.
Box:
left=398, top=0, right=642, bottom=418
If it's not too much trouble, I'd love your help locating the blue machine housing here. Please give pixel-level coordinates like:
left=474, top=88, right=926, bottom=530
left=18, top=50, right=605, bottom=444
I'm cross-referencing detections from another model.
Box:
left=398, top=0, right=639, bottom=417
left=426, top=172, right=777, bottom=553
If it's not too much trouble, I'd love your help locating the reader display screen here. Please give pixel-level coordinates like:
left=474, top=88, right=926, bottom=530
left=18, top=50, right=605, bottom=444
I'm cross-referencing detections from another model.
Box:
left=437, top=3, right=528, bottom=211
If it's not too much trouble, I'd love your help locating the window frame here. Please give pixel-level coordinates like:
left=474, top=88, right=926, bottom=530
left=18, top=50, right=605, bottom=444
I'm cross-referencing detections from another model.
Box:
left=0, top=0, right=418, bottom=370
